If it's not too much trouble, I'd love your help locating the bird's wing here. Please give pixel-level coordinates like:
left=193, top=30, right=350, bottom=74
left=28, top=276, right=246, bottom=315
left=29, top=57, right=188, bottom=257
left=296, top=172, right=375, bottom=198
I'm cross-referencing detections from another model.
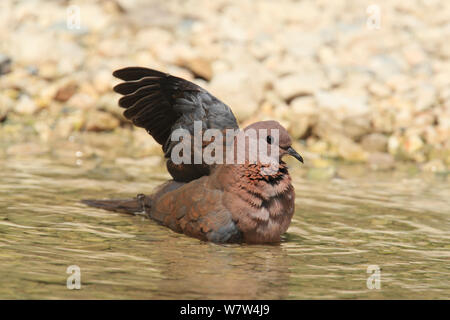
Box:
left=113, top=67, right=239, bottom=156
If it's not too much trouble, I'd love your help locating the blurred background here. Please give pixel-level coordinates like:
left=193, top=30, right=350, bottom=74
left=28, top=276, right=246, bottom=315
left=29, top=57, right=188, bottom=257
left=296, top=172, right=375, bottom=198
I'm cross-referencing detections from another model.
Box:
left=1, top=0, right=449, bottom=173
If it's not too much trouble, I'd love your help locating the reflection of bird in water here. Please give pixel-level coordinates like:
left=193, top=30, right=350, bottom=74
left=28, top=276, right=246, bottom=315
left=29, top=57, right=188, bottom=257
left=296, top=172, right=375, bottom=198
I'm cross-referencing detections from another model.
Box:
left=146, top=235, right=291, bottom=299
left=83, top=67, right=303, bottom=244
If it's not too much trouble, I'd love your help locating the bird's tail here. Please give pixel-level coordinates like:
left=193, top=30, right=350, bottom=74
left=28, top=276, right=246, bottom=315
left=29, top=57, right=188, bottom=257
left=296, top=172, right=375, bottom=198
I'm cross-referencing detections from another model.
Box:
left=81, top=194, right=151, bottom=215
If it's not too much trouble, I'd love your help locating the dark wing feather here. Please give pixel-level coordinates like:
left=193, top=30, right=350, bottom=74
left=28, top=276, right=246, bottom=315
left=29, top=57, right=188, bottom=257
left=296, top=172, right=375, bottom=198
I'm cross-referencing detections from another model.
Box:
left=113, top=67, right=239, bottom=181
left=113, top=67, right=238, bottom=150
left=113, top=67, right=167, bottom=81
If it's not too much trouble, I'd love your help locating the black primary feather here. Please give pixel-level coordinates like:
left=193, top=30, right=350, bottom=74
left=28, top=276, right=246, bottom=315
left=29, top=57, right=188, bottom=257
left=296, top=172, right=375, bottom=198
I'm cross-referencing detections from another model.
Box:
left=112, top=67, right=239, bottom=181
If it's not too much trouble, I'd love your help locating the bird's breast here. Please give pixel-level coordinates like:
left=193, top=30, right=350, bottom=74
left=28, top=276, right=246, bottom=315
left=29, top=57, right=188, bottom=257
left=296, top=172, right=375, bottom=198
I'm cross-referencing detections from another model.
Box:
left=226, top=182, right=295, bottom=243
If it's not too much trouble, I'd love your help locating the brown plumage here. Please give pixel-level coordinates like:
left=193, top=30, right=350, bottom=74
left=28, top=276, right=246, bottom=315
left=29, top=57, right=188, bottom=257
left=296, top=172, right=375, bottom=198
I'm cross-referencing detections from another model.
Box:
left=82, top=67, right=303, bottom=244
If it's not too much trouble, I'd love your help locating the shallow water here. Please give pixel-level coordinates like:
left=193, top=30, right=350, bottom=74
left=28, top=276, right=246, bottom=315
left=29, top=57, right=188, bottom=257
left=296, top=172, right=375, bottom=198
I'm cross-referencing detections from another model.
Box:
left=0, top=154, right=449, bottom=299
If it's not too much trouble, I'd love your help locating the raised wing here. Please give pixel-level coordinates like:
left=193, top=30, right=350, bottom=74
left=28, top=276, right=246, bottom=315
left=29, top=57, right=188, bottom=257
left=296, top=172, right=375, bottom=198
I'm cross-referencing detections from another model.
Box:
left=113, top=67, right=239, bottom=154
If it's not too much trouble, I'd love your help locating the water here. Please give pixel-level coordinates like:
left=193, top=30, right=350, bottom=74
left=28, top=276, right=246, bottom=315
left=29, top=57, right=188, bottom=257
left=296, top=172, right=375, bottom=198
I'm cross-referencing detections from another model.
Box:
left=0, top=155, right=449, bottom=299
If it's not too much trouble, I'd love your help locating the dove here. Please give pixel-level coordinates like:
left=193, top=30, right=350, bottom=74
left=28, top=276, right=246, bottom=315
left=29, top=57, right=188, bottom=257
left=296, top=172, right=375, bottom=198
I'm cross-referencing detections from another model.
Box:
left=83, top=67, right=303, bottom=243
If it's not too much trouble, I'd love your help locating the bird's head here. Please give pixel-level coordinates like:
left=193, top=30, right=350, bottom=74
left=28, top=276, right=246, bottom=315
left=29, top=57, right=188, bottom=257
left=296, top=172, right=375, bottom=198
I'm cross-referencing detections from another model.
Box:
left=243, top=120, right=304, bottom=165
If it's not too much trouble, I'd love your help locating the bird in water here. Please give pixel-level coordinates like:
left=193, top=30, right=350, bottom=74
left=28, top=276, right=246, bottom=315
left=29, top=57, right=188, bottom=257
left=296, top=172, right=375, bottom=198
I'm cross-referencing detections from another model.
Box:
left=82, top=67, right=303, bottom=244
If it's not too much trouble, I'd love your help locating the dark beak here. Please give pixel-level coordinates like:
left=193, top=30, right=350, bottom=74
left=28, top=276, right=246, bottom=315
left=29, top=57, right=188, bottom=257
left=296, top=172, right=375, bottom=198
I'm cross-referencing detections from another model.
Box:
left=287, top=147, right=304, bottom=163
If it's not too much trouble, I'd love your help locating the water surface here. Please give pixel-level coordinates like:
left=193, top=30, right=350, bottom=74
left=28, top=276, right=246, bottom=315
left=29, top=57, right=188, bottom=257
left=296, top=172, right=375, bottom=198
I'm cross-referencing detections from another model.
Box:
left=0, top=154, right=449, bottom=299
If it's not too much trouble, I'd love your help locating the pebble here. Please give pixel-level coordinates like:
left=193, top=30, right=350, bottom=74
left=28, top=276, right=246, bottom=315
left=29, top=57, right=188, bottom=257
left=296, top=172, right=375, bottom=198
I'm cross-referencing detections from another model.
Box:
left=422, top=159, right=446, bottom=173
left=361, top=133, right=389, bottom=153
left=0, top=53, right=12, bottom=75
left=275, top=73, right=326, bottom=101
left=85, top=110, right=120, bottom=132
left=288, top=96, right=317, bottom=139
left=15, top=95, right=39, bottom=115
left=54, top=82, right=78, bottom=102
left=177, top=57, right=213, bottom=81
left=67, top=93, right=96, bottom=110
left=209, top=70, right=263, bottom=121
left=0, top=0, right=447, bottom=168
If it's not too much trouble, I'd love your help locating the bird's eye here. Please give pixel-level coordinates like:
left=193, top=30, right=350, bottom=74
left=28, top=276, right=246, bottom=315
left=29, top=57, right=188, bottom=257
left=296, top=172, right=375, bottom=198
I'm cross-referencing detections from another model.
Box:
left=267, top=135, right=273, bottom=144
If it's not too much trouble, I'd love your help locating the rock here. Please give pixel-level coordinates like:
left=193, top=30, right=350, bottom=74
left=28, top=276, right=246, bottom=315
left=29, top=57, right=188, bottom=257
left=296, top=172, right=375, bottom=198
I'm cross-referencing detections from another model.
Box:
left=102, top=0, right=126, bottom=15
left=412, top=111, right=435, bottom=129
left=287, top=96, right=317, bottom=139
left=317, top=46, right=338, bottom=65
left=345, top=73, right=374, bottom=90
left=263, top=90, right=288, bottom=111
left=368, top=152, right=395, bottom=170
left=0, top=53, right=12, bottom=75
left=93, top=69, right=114, bottom=94
left=275, top=73, right=327, bottom=101
left=0, top=0, right=448, bottom=167
left=0, top=94, right=13, bottom=122
left=307, top=140, right=329, bottom=155
left=4, top=88, right=20, bottom=100
left=54, top=82, right=78, bottom=102
left=39, top=83, right=59, bottom=103
left=388, top=133, right=426, bottom=161
left=248, top=33, right=280, bottom=60
left=12, top=30, right=85, bottom=78
left=342, top=115, right=372, bottom=140
left=327, top=134, right=368, bottom=162
left=368, top=54, right=406, bottom=80
left=403, top=134, right=424, bottom=154
left=76, top=3, right=112, bottom=31
left=315, top=89, right=369, bottom=118
left=177, top=57, right=213, bottom=81
left=386, top=74, right=414, bottom=93
left=325, top=66, right=345, bottom=87
left=97, top=93, right=126, bottom=120
left=392, top=99, right=415, bottom=130
left=209, top=70, right=266, bottom=121
left=361, top=133, right=389, bottom=153
left=55, top=113, right=85, bottom=138
left=313, top=113, right=342, bottom=144
left=413, top=84, right=437, bottom=112
left=97, top=38, right=130, bottom=57
left=39, top=62, right=60, bottom=79
left=85, top=110, right=119, bottom=131
left=388, top=135, right=401, bottom=155
left=337, top=138, right=368, bottom=162
left=403, top=45, right=427, bottom=66
left=422, top=159, right=446, bottom=173
left=290, top=96, right=316, bottom=112
left=368, top=82, right=392, bottom=98
left=67, top=92, right=96, bottom=110
left=282, top=30, right=322, bottom=59
left=423, top=126, right=441, bottom=145
left=15, top=95, right=39, bottom=115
